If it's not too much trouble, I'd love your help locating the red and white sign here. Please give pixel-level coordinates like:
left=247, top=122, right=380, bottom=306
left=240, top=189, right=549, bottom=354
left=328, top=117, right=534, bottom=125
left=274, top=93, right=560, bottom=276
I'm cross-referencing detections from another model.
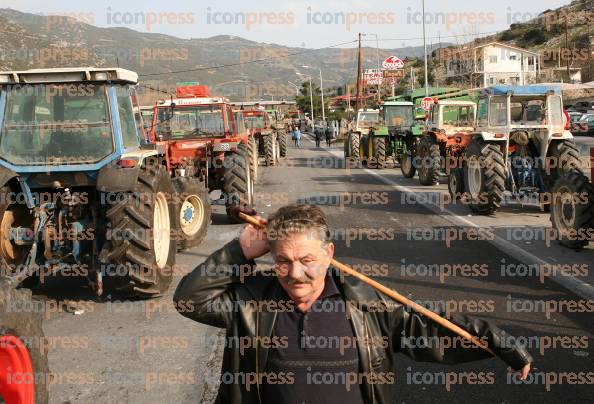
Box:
left=382, top=56, right=404, bottom=70
left=364, top=69, right=384, bottom=86
left=421, top=97, right=434, bottom=111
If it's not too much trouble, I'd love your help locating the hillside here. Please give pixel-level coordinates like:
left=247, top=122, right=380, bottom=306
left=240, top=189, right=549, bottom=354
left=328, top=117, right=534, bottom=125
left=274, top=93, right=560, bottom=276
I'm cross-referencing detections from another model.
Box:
left=0, top=8, right=448, bottom=103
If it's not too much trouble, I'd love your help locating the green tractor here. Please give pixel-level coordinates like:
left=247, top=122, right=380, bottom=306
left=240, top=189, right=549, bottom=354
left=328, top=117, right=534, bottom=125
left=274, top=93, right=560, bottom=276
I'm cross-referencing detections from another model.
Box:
left=344, top=104, right=423, bottom=172
left=379, top=101, right=423, bottom=176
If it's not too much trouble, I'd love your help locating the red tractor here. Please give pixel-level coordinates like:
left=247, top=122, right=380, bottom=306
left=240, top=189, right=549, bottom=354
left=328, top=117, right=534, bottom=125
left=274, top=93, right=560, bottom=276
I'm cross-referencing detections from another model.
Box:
left=150, top=84, right=255, bottom=238
left=243, top=109, right=287, bottom=166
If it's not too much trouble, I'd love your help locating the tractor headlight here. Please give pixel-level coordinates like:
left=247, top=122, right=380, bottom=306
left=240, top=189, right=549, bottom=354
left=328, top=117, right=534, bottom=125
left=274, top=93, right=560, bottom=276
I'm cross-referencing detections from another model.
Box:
left=93, top=72, right=109, bottom=81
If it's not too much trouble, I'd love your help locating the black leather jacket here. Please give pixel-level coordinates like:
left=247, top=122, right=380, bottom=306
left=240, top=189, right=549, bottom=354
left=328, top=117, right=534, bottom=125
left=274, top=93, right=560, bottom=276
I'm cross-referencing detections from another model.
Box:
left=174, top=240, right=533, bottom=404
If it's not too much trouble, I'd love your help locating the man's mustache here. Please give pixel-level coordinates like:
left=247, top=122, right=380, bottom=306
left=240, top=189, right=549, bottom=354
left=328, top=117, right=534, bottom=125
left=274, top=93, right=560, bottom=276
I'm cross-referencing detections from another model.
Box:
left=283, top=276, right=313, bottom=285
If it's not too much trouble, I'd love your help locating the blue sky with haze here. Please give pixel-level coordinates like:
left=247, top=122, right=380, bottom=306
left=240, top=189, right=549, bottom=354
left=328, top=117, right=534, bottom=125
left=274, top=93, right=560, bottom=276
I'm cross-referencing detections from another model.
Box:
left=3, top=0, right=570, bottom=48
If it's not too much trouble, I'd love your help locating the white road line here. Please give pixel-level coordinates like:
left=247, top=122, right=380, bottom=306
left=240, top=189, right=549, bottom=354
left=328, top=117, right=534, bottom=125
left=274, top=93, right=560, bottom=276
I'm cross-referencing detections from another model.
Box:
left=324, top=147, right=594, bottom=300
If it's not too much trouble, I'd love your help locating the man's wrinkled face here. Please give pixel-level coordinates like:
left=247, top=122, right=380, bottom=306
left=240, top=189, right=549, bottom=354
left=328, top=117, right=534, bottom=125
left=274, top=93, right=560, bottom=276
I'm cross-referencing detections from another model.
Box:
left=272, top=232, right=334, bottom=303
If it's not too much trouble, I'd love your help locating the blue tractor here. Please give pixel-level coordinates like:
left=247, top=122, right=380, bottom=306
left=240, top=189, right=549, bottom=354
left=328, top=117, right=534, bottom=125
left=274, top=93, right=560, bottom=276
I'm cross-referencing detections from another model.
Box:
left=0, top=67, right=177, bottom=297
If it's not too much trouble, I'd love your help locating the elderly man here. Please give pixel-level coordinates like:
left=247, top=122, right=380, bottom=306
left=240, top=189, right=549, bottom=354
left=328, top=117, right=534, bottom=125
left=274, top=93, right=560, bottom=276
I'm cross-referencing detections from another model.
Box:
left=174, top=204, right=532, bottom=404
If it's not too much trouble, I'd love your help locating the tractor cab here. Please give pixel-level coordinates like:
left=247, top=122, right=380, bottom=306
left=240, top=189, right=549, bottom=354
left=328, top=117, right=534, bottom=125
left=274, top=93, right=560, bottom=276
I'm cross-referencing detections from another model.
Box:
left=355, top=109, right=379, bottom=135
left=0, top=67, right=144, bottom=173
left=243, top=109, right=272, bottom=134
left=381, top=101, right=419, bottom=135
left=428, top=100, right=476, bottom=136
left=152, top=84, right=235, bottom=142
left=475, top=86, right=569, bottom=152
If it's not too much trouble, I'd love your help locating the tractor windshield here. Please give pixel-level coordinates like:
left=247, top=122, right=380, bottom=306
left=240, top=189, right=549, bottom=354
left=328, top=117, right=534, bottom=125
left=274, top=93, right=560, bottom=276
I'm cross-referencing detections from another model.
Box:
left=384, top=106, right=413, bottom=128
left=357, top=111, right=379, bottom=127
left=155, top=105, right=229, bottom=139
left=509, top=96, right=562, bottom=127
left=0, top=84, right=113, bottom=165
left=441, top=105, right=475, bottom=127
left=244, top=113, right=266, bottom=129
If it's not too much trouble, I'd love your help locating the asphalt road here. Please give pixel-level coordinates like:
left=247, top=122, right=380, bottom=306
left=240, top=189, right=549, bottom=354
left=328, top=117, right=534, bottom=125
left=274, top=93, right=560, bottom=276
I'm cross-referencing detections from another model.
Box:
left=40, top=133, right=593, bottom=404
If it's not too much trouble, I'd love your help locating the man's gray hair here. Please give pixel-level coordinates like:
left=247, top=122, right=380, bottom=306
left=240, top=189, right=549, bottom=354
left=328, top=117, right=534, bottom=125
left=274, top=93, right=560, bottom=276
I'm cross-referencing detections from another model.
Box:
left=266, top=204, right=331, bottom=247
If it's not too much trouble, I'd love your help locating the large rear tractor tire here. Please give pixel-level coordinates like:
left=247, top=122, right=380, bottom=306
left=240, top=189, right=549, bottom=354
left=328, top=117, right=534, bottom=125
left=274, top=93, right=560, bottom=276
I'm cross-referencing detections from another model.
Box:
left=0, top=283, right=49, bottom=404
left=346, top=133, right=361, bottom=167
left=103, top=158, right=176, bottom=298
left=247, top=137, right=259, bottom=182
left=172, top=177, right=211, bottom=252
left=418, top=135, right=441, bottom=186
left=369, top=136, right=386, bottom=169
left=223, top=152, right=254, bottom=223
left=463, top=139, right=506, bottom=215
left=263, top=134, right=277, bottom=166
left=544, top=140, right=582, bottom=188
left=550, top=171, right=594, bottom=249
left=0, top=187, right=39, bottom=290
left=278, top=131, right=288, bottom=157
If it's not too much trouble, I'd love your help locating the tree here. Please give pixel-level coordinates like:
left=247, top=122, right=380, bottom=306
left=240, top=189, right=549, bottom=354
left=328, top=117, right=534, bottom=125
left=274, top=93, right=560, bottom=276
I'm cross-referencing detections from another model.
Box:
left=295, top=81, right=329, bottom=121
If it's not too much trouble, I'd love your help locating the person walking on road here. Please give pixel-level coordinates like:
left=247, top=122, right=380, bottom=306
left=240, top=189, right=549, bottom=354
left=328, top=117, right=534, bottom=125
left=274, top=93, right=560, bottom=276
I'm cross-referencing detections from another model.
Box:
left=324, top=125, right=332, bottom=148
left=315, top=126, right=322, bottom=147
left=293, top=126, right=301, bottom=148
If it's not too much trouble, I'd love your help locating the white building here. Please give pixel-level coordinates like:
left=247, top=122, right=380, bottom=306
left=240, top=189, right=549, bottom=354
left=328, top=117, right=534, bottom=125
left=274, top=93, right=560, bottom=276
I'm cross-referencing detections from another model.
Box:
left=443, top=42, right=540, bottom=87
left=474, top=42, right=540, bottom=86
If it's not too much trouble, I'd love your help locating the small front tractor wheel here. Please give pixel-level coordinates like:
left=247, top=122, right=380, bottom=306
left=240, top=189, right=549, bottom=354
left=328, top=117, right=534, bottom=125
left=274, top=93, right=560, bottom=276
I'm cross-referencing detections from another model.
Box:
left=550, top=171, right=594, bottom=249
left=263, top=134, right=276, bottom=166
left=400, top=138, right=419, bottom=178
left=463, top=139, right=506, bottom=215
left=417, top=135, right=441, bottom=186
left=172, top=177, right=211, bottom=252
left=0, top=284, right=50, bottom=404
left=278, top=131, right=288, bottom=157
left=104, top=158, right=176, bottom=298
left=448, top=168, right=464, bottom=199
left=223, top=152, right=254, bottom=223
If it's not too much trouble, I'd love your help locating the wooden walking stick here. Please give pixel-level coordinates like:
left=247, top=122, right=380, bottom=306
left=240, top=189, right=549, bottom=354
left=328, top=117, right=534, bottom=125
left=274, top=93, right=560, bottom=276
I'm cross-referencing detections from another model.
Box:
left=238, top=211, right=495, bottom=356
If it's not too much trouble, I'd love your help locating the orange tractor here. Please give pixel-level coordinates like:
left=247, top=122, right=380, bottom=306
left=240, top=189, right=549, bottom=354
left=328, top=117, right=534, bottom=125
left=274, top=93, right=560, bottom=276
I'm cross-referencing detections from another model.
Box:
left=150, top=84, right=255, bottom=234
left=242, top=109, right=287, bottom=167
left=416, top=99, right=476, bottom=196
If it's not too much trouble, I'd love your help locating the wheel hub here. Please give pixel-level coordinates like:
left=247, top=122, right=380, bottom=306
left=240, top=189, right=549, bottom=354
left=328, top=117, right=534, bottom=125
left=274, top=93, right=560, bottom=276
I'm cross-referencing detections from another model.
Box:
left=179, top=195, right=204, bottom=237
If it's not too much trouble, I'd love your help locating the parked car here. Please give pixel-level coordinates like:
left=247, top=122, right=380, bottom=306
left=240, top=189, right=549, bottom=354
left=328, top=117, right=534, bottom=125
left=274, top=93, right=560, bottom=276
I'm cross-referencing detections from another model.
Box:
left=567, top=111, right=583, bottom=124
left=567, top=101, right=594, bottom=114
left=573, top=113, right=594, bottom=136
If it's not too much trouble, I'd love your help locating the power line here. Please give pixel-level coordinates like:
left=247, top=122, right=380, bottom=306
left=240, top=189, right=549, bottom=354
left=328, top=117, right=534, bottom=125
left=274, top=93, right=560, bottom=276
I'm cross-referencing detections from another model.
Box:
left=139, top=39, right=358, bottom=77
left=361, top=31, right=501, bottom=43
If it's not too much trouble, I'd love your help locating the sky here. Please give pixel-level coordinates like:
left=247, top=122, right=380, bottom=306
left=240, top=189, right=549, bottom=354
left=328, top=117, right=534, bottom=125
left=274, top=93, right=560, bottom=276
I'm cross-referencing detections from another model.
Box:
left=2, top=0, right=572, bottom=49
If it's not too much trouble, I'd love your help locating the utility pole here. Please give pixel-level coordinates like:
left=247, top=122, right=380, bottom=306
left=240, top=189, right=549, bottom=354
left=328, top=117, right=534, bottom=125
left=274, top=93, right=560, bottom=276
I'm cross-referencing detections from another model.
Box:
left=565, top=15, right=570, bottom=80
left=320, top=69, right=326, bottom=122
left=356, top=33, right=363, bottom=112
left=308, top=77, right=314, bottom=127
left=422, top=0, right=429, bottom=96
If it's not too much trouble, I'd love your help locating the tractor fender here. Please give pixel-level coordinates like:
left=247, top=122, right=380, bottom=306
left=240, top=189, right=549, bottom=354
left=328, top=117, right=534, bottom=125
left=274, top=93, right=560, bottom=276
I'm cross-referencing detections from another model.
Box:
left=97, top=150, right=160, bottom=193
left=552, top=130, right=574, bottom=140
left=475, top=131, right=507, bottom=142
left=0, top=166, right=18, bottom=188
